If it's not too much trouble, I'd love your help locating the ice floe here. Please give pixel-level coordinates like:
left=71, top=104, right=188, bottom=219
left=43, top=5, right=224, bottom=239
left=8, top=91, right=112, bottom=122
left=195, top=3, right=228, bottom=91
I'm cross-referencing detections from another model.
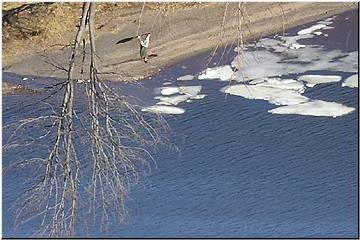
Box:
left=177, top=74, right=195, bottom=81
left=249, top=78, right=266, bottom=85
left=198, top=65, right=235, bottom=81
left=231, top=50, right=284, bottom=80
left=156, top=101, right=172, bottom=106
left=322, top=26, right=334, bottom=30
left=222, top=84, right=309, bottom=106
left=234, top=45, right=250, bottom=52
left=254, top=78, right=306, bottom=93
left=77, top=79, right=90, bottom=83
left=289, top=43, right=306, bottom=50
left=148, top=84, right=205, bottom=115
left=190, top=94, right=206, bottom=100
left=160, top=87, right=180, bottom=95
left=142, top=105, right=185, bottom=115
left=331, top=51, right=358, bottom=73
left=297, top=24, right=327, bottom=35
left=155, top=95, right=190, bottom=106
left=342, top=74, right=358, bottom=88
left=268, top=100, right=355, bottom=117
left=225, top=35, right=357, bottom=81
left=316, top=21, right=332, bottom=25
left=179, top=86, right=202, bottom=96
left=298, top=74, right=342, bottom=87
left=147, top=15, right=355, bottom=118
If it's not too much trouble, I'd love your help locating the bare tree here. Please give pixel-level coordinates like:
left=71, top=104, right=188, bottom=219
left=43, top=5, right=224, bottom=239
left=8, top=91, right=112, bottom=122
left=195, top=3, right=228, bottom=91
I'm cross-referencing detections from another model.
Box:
left=4, top=2, right=276, bottom=237
left=4, top=3, right=167, bottom=237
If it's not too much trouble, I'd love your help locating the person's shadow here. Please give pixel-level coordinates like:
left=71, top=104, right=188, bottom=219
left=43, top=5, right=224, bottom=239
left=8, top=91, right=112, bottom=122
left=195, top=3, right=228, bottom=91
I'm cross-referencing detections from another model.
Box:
left=104, top=54, right=158, bottom=67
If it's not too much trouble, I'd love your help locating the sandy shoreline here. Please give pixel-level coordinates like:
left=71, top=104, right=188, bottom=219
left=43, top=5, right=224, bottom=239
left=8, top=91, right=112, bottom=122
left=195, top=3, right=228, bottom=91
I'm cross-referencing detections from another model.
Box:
left=2, top=2, right=357, bottom=85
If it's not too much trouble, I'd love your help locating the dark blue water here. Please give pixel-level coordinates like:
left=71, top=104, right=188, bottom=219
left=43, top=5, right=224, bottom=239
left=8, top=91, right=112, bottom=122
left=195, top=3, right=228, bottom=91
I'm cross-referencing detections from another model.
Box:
left=2, top=10, right=358, bottom=238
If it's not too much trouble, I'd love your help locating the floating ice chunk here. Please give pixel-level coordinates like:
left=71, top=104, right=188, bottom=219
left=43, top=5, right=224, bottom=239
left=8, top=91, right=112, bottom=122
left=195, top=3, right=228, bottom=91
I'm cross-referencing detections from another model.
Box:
left=298, top=74, right=342, bottom=87
left=142, top=105, right=185, bottom=115
left=190, top=94, right=206, bottom=100
left=232, top=71, right=247, bottom=82
left=179, top=86, right=202, bottom=96
left=255, top=78, right=306, bottom=93
left=230, top=47, right=354, bottom=81
left=313, top=31, right=323, bottom=36
left=222, top=84, right=309, bottom=106
left=269, top=100, right=355, bottom=117
left=177, top=74, right=195, bottom=81
left=323, top=26, right=334, bottom=30
left=156, top=101, right=172, bottom=106
left=289, top=43, right=306, bottom=50
left=257, top=37, right=284, bottom=49
left=231, top=51, right=284, bottom=80
left=156, top=95, right=190, bottom=106
left=234, top=46, right=248, bottom=52
left=342, top=74, right=358, bottom=88
left=198, top=65, right=234, bottom=81
left=297, top=24, right=327, bottom=35
left=333, top=51, right=358, bottom=72
left=316, top=20, right=333, bottom=25
left=220, top=85, right=230, bottom=93
left=160, top=87, right=180, bottom=96
left=77, top=79, right=90, bottom=83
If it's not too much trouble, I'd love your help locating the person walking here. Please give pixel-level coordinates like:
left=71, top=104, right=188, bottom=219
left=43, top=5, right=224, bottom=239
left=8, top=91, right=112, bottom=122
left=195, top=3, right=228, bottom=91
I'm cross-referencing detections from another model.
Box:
left=138, top=33, right=151, bottom=63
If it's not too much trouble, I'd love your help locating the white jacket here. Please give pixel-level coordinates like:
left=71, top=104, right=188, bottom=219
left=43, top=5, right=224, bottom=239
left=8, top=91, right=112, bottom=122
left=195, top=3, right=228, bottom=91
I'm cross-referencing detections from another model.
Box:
left=139, top=34, right=150, bottom=48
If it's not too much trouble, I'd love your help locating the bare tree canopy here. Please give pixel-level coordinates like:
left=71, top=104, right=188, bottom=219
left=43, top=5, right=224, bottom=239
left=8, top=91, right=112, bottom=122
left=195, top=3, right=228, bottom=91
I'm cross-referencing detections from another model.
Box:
left=4, top=3, right=168, bottom=237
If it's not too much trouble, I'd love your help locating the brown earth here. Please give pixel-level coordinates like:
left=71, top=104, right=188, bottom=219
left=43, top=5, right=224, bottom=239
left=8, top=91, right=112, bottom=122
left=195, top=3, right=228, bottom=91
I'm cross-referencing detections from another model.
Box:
left=2, top=2, right=357, bottom=85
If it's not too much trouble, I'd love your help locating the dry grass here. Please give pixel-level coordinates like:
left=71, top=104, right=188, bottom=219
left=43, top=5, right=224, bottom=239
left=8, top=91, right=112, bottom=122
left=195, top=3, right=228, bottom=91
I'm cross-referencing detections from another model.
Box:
left=2, top=2, right=212, bottom=64
left=2, top=3, right=82, bottom=63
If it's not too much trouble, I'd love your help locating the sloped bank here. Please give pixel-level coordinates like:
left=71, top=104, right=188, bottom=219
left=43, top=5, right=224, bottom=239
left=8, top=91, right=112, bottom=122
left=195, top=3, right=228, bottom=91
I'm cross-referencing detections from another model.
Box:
left=3, top=2, right=356, bottom=83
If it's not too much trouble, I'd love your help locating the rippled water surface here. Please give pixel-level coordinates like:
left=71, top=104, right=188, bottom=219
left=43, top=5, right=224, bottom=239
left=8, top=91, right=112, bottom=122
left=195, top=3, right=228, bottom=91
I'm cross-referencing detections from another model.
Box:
left=3, top=10, right=358, bottom=238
